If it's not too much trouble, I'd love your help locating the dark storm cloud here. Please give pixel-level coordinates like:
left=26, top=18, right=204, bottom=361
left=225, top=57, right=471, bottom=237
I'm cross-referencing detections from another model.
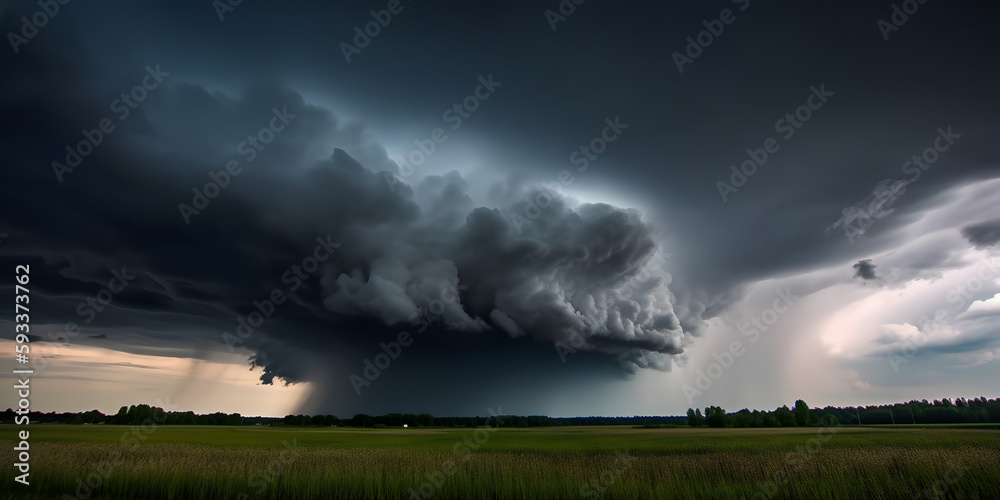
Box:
left=853, top=259, right=879, bottom=283
left=12, top=0, right=994, bottom=303
left=0, top=6, right=690, bottom=414
left=2, top=1, right=999, bottom=414
left=961, top=219, right=1000, bottom=249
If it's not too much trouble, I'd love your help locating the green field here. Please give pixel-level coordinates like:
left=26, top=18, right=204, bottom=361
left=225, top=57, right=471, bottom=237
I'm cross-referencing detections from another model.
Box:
left=4, top=425, right=1000, bottom=499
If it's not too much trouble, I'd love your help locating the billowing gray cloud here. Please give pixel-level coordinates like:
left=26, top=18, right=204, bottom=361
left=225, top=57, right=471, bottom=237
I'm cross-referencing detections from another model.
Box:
left=0, top=15, right=693, bottom=415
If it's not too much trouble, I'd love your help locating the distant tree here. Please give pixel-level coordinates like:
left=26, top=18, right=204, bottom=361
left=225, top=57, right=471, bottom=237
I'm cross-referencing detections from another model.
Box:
left=819, top=414, right=840, bottom=427
left=731, top=409, right=753, bottom=428
left=793, top=400, right=818, bottom=426
left=124, top=405, right=136, bottom=424
left=704, top=406, right=727, bottom=427
left=139, top=404, right=155, bottom=424
left=775, top=406, right=796, bottom=427
left=311, top=415, right=325, bottom=426
left=686, top=408, right=703, bottom=427
left=113, top=406, right=129, bottom=425
left=763, top=413, right=777, bottom=427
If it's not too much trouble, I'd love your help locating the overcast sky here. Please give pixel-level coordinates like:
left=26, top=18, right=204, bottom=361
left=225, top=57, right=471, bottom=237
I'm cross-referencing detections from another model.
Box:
left=1, top=1, right=998, bottom=417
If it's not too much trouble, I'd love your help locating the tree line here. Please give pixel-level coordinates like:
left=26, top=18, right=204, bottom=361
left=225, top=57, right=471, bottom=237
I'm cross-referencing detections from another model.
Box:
left=0, top=404, right=242, bottom=426
left=686, top=397, right=1000, bottom=427
left=4, top=396, right=999, bottom=427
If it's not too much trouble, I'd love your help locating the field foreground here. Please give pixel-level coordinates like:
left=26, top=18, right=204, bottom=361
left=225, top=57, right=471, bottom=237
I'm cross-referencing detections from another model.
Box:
left=4, top=425, right=1000, bottom=499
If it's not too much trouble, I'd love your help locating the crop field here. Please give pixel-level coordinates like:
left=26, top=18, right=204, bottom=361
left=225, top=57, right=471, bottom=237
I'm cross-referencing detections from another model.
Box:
left=4, top=425, right=1000, bottom=499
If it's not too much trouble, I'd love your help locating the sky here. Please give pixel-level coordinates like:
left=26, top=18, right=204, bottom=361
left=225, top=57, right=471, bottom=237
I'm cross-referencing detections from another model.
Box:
left=1, top=1, right=998, bottom=418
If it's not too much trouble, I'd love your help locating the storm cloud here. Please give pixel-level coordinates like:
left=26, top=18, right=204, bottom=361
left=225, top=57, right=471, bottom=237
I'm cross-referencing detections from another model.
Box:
left=2, top=1, right=999, bottom=416
left=852, top=259, right=880, bottom=283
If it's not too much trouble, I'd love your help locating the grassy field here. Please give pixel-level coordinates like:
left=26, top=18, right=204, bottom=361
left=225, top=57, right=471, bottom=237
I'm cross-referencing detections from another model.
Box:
left=3, top=424, right=1000, bottom=499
